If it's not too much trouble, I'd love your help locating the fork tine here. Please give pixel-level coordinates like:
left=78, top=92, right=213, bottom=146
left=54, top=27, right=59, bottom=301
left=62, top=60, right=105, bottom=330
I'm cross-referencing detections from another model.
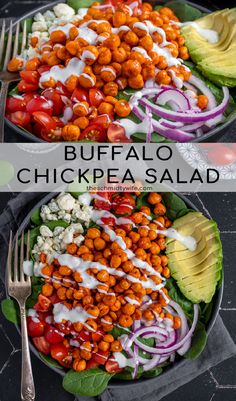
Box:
left=13, top=230, right=19, bottom=281
left=3, top=20, right=13, bottom=71
left=12, top=21, right=20, bottom=58
left=26, top=230, right=31, bottom=283
left=0, top=20, right=6, bottom=67
left=20, top=231, right=25, bottom=281
left=7, top=231, right=13, bottom=284
left=21, top=20, right=27, bottom=54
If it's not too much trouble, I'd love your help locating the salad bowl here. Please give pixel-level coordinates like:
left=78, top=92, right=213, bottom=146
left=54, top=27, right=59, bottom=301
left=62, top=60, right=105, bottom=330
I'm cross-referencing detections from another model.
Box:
left=4, top=0, right=236, bottom=143
left=4, top=190, right=223, bottom=395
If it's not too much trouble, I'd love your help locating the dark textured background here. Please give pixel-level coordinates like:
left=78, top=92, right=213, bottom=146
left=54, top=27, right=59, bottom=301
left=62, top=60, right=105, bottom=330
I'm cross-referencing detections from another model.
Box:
left=0, top=1, right=236, bottom=401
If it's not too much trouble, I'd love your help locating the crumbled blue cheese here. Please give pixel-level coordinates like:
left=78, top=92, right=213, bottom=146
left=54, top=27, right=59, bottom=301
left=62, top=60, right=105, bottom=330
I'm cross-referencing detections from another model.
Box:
left=32, top=20, right=48, bottom=32
left=40, top=193, right=93, bottom=225
left=53, top=3, right=75, bottom=18
left=32, top=222, right=84, bottom=262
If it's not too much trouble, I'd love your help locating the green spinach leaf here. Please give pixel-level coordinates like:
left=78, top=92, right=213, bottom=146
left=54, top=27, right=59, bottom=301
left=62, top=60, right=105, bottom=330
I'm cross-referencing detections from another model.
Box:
left=142, top=366, right=163, bottom=378
left=67, top=0, right=102, bottom=10
left=166, top=1, right=203, bottom=21
left=8, top=84, right=19, bottom=97
left=31, top=207, right=42, bottom=226
left=136, top=192, right=149, bottom=209
left=39, top=353, right=63, bottom=369
left=1, top=298, right=20, bottom=324
left=166, top=278, right=193, bottom=319
left=162, top=193, right=189, bottom=220
left=63, top=367, right=114, bottom=396
left=110, top=325, right=131, bottom=339
left=184, top=321, right=207, bottom=359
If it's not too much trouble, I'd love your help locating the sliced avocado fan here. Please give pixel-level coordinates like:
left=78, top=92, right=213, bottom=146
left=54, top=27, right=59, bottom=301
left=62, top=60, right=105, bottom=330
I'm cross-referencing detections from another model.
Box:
left=181, top=8, right=236, bottom=87
left=166, top=212, right=223, bottom=304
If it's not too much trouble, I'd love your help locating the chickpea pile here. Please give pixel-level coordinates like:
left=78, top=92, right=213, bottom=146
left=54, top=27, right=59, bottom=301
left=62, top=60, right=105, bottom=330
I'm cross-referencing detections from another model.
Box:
left=39, top=192, right=182, bottom=372
left=8, top=3, right=191, bottom=120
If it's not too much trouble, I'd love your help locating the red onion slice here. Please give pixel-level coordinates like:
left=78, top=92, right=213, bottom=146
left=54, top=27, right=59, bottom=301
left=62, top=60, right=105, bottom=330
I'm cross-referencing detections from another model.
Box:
left=189, top=75, right=217, bottom=110
left=139, top=87, right=229, bottom=123
left=155, top=88, right=191, bottom=110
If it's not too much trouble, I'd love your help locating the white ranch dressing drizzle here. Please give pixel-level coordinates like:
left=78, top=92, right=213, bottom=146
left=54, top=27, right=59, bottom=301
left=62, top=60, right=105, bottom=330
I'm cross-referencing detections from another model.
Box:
left=101, top=66, right=116, bottom=78
left=39, top=57, right=85, bottom=85
left=168, top=70, right=184, bottom=89
left=113, top=352, right=135, bottom=368
left=53, top=303, right=96, bottom=324
left=77, top=27, right=98, bottom=45
left=60, top=106, right=73, bottom=124
left=81, top=50, right=97, bottom=61
left=28, top=309, right=40, bottom=323
left=112, top=25, right=130, bottom=34
left=49, top=23, right=75, bottom=36
left=131, top=46, right=151, bottom=60
left=124, top=296, right=140, bottom=305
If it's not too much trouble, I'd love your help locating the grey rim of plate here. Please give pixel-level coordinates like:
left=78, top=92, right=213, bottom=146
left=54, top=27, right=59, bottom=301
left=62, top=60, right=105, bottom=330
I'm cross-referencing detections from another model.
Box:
left=5, top=191, right=223, bottom=386
left=4, top=0, right=236, bottom=143
left=177, top=144, right=236, bottom=180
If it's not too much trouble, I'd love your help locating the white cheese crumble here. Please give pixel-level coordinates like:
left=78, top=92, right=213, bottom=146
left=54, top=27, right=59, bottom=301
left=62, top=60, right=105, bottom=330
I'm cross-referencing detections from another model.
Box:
left=53, top=3, right=75, bottom=18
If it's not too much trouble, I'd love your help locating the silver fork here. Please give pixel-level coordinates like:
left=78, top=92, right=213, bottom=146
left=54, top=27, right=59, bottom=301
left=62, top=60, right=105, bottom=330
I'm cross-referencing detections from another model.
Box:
left=7, top=231, right=35, bottom=401
left=0, top=20, right=27, bottom=142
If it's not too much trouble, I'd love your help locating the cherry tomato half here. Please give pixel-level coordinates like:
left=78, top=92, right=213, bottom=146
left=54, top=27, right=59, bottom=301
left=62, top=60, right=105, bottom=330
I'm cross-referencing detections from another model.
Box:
left=93, top=350, right=110, bottom=365
left=89, top=88, right=105, bottom=108
left=50, top=344, right=68, bottom=362
left=80, top=123, right=107, bottom=142
left=20, top=70, right=39, bottom=84
left=38, top=65, right=51, bottom=75
left=32, top=336, right=50, bottom=355
left=107, top=123, right=132, bottom=143
left=40, top=127, right=63, bottom=142
left=6, top=96, right=26, bottom=113
left=42, top=88, right=64, bottom=115
left=91, top=330, right=104, bottom=342
left=93, top=192, right=113, bottom=211
left=34, top=294, right=51, bottom=312
left=18, top=80, right=39, bottom=92
left=27, top=316, right=45, bottom=337
left=44, top=325, right=64, bottom=344
left=92, top=114, right=113, bottom=127
left=86, top=358, right=99, bottom=369
left=100, top=217, right=116, bottom=226
left=113, top=193, right=135, bottom=215
left=26, top=97, right=53, bottom=115
left=32, top=111, right=57, bottom=131
left=105, top=358, right=123, bottom=373
left=71, top=87, right=89, bottom=103
left=8, top=111, right=31, bottom=127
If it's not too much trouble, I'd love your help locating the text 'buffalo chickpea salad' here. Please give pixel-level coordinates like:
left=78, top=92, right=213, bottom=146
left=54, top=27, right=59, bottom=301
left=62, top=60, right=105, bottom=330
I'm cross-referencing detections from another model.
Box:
left=5, top=0, right=236, bottom=142
left=2, top=191, right=222, bottom=396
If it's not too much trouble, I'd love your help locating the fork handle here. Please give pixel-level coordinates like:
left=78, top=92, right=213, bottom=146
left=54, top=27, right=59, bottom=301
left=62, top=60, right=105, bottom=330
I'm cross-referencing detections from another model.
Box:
left=19, top=303, right=35, bottom=401
left=0, top=81, right=9, bottom=142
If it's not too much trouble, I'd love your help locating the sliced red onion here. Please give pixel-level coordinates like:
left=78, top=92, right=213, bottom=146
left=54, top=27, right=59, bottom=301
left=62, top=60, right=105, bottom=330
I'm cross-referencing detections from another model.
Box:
left=181, top=121, right=205, bottom=132
left=155, top=88, right=191, bottom=111
left=129, top=304, right=198, bottom=355
left=143, top=355, right=161, bottom=371
left=142, top=333, right=167, bottom=342
left=140, top=87, right=229, bottom=123
left=177, top=338, right=192, bottom=356
left=159, top=119, right=184, bottom=129
left=189, top=75, right=217, bottom=110
left=133, top=105, right=195, bottom=142
left=183, top=81, right=198, bottom=94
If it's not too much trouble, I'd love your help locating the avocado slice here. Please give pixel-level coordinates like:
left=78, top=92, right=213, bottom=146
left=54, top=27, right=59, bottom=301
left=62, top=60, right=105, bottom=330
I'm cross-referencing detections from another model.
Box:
left=166, top=212, right=223, bottom=304
left=181, top=8, right=236, bottom=87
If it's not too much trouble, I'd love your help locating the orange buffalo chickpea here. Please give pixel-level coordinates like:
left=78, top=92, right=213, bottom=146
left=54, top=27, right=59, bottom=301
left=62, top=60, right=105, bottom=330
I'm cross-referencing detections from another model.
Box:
left=62, top=125, right=80, bottom=141
left=113, top=11, right=127, bottom=27
left=87, top=228, right=101, bottom=239
left=73, top=101, right=90, bottom=117
left=148, top=192, right=162, bottom=205
left=50, top=30, right=66, bottom=44
left=42, top=283, right=53, bottom=297
left=78, top=72, right=96, bottom=88
left=25, top=57, right=41, bottom=71
left=112, top=47, right=127, bottom=63
left=154, top=203, right=167, bottom=216
left=81, top=46, right=99, bottom=65
left=103, top=82, right=119, bottom=97
left=114, top=99, right=131, bottom=117
left=74, top=116, right=90, bottom=130
left=197, top=95, right=208, bottom=110
left=100, top=66, right=116, bottom=82
left=124, top=31, right=139, bottom=46
left=66, top=41, right=79, bottom=56
left=98, top=101, right=114, bottom=115
left=128, top=74, right=144, bottom=89
left=65, top=75, right=79, bottom=92
left=104, top=34, right=121, bottom=50
left=119, top=314, right=133, bottom=327
left=156, top=70, right=171, bottom=85
left=73, top=359, right=86, bottom=372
